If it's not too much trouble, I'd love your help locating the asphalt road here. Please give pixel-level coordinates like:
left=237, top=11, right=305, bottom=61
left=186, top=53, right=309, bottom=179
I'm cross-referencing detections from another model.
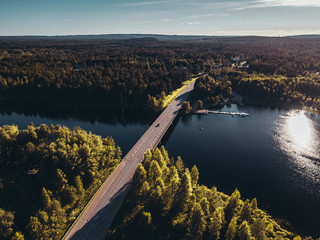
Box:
left=62, top=81, right=195, bottom=240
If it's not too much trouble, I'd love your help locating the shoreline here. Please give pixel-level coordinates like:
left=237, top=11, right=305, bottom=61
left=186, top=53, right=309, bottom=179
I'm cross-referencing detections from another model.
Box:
left=193, top=96, right=320, bottom=116
left=242, top=98, right=320, bottom=115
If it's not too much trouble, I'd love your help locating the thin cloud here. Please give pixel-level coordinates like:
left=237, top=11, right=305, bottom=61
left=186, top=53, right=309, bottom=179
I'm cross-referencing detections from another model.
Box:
left=119, top=1, right=173, bottom=7
left=182, top=22, right=200, bottom=25
left=256, top=0, right=320, bottom=7
left=161, top=19, right=172, bottom=22
left=181, top=13, right=229, bottom=19
left=177, top=1, right=248, bottom=10
left=181, top=15, right=200, bottom=20
left=229, top=0, right=320, bottom=10
left=125, top=20, right=155, bottom=25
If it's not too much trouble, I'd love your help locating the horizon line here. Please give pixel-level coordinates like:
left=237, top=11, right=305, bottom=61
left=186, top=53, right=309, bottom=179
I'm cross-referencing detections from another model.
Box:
left=0, top=33, right=320, bottom=38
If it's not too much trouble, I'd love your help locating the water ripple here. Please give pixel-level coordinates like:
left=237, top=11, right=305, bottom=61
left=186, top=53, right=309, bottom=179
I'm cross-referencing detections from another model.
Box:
left=275, top=110, right=320, bottom=188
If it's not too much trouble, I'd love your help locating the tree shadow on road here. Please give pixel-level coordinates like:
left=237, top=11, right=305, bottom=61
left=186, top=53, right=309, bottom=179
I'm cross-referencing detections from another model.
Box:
left=69, top=181, right=132, bottom=240
left=175, top=91, right=191, bottom=105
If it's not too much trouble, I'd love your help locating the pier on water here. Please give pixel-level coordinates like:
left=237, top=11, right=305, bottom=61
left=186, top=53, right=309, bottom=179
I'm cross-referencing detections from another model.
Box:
left=195, top=109, right=249, bottom=117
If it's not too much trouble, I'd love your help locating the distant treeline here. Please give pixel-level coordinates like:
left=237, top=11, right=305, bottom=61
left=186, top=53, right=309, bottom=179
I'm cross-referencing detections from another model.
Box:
left=191, top=70, right=320, bottom=111
left=0, top=42, right=194, bottom=111
left=1, top=37, right=320, bottom=111
left=107, top=146, right=314, bottom=240
left=228, top=72, right=320, bottom=110
left=0, top=124, right=121, bottom=240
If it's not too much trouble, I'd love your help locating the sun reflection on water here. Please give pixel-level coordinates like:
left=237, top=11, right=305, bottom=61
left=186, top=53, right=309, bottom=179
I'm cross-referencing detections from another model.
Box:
left=276, top=110, right=320, bottom=185
left=287, top=111, right=312, bottom=152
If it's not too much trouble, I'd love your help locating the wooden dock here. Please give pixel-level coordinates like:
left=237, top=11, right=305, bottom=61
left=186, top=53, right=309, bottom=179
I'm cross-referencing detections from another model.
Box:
left=195, top=109, right=209, bottom=115
left=194, top=109, right=249, bottom=117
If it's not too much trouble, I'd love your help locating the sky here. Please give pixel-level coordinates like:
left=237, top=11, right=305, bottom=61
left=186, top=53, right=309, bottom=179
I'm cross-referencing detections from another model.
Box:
left=0, top=0, right=320, bottom=36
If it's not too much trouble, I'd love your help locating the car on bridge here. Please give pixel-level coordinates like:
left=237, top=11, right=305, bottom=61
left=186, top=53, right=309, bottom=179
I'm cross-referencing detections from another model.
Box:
left=155, top=123, right=160, bottom=127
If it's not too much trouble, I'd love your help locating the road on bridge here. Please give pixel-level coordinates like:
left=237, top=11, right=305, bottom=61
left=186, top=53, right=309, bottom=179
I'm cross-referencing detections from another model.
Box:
left=63, top=81, right=195, bottom=240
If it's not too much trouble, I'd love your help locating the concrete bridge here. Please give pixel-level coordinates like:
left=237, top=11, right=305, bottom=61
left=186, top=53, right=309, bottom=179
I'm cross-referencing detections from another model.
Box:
left=62, top=81, right=195, bottom=240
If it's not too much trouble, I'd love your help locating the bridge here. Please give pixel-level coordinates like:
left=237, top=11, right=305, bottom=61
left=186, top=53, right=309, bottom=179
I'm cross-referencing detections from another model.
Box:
left=62, top=81, right=195, bottom=240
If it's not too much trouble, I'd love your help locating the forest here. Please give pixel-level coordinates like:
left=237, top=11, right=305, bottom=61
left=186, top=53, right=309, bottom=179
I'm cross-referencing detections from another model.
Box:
left=0, top=124, right=121, bottom=240
left=0, top=39, right=192, bottom=112
left=231, top=72, right=320, bottom=110
left=192, top=74, right=232, bottom=107
left=1, top=36, right=320, bottom=113
left=107, top=146, right=314, bottom=240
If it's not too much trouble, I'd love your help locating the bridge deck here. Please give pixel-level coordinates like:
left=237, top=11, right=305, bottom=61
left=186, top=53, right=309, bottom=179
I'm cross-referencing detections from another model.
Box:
left=62, top=81, right=195, bottom=240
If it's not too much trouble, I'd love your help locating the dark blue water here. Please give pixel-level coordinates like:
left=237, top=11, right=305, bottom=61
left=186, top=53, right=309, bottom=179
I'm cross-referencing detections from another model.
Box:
left=0, top=105, right=319, bottom=237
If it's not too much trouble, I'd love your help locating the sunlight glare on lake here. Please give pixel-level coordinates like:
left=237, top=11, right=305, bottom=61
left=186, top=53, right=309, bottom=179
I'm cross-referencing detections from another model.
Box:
left=287, top=110, right=312, bottom=152
left=276, top=110, right=320, bottom=185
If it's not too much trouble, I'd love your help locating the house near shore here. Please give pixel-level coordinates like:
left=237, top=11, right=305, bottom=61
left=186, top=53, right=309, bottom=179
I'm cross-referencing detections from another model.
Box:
left=231, top=58, right=249, bottom=70
left=238, top=61, right=250, bottom=69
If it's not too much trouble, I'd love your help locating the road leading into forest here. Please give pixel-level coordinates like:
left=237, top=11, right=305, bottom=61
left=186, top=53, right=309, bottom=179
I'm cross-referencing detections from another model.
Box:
left=62, top=81, right=195, bottom=240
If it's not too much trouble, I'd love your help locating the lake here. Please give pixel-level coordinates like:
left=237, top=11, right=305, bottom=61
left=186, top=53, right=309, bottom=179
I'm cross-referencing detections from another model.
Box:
left=0, top=104, right=319, bottom=237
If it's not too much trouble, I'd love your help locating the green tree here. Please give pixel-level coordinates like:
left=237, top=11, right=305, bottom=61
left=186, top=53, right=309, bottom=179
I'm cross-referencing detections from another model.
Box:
left=175, top=156, right=184, bottom=173
left=177, top=169, right=193, bottom=211
left=133, top=164, right=147, bottom=190
left=27, top=216, right=43, bottom=240
left=41, top=188, right=52, bottom=210
left=251, top=198, right=257, bottom=210
left=197, top=99, right=203, bottom=109
left=150, top=185, right=162, bottom=203
left=148, top=160, right=162, bottom=184
left=162, top=176, right=180, bottom=215
left=200, top=198, right=210, bottom=216
left=75, top=176, right=85, bottom=201
left=226, top=217, right=237, bottom=240
left=251, top=218, right=267, bottom=240
left=139, top=211, right=152, bottom=225
left=239, top=200, right=251, bottom=222
left=11, top=232, right=24, bottom=240
left=56, top=169, right=68, bottom=192
left=181, top=101, right=192, bottom=114
left=190, top=165, right=199, bottom=187
left=0, top=209, right=14, bottom=239
left=293, top=237, right=302, bottom=240
left=225, top=189, right=241, bottom=222
left=187, top=203, right=206, bottom=240
left=139, top=181, right=151, bottom=199
left=238, top=220, right=254, bottom=240
left=208, top=207, right=225, bottom=240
